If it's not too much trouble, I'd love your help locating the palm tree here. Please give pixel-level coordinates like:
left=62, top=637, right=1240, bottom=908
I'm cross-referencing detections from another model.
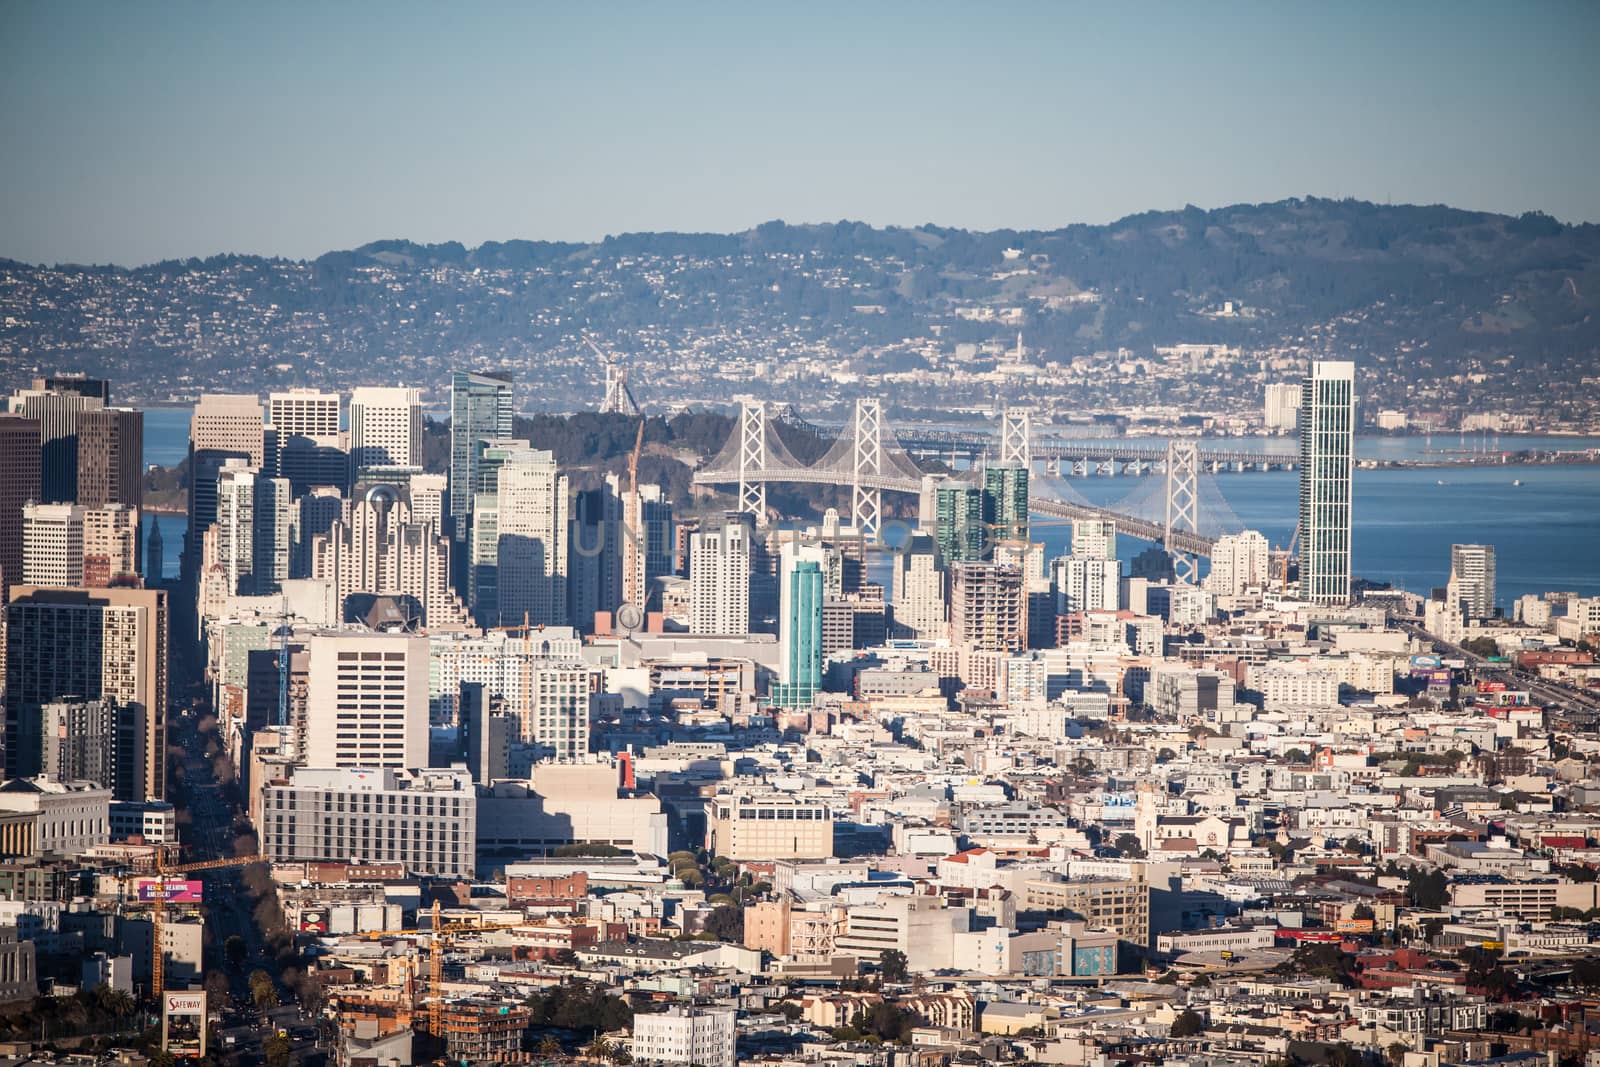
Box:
left=583, top=1036, right=613, bottom=1062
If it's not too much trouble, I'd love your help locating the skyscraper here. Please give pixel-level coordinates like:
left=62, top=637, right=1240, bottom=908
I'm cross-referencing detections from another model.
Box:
left=495, top=449, right=570, bottom=628
left=1052, top=555, right=1121, bottom=615
left=935, top=485, right=987, bottom=567
left=8, top=382, right=104, bottom=503
left=188, top=394, right=265, bottom=573
left=303, top=632, right=429, bottom=769
left=4, top=585, right=168, bottom=800
left=949, top=562, right=1026, bottom=653
left=76, top=408, right=144, bottom=511
left=690, top=516, right=751, bottom=637
left=0, top=415, right=41, bottom=599
left=214, top=462, right=293, bottom=597
left=82, top=504, right=140, bottom=587
left=310, top=485, right=459, bottom=628
left=1298, top=360, right=1355, bottom=605
left=449, top=371, right=515, bottom=536
left=349, top=386, right=423, bottom=473
left=269, top=389, right=346, bottom=495
left=1449, top=544, right=1496, bottom=621
left=774, top=545, right=825, bottom=708
left=22, top=503, right=85, bottom=587
left=892, top=533, right=944, bottom=639
left=984, top=464, right=1029, bottom=544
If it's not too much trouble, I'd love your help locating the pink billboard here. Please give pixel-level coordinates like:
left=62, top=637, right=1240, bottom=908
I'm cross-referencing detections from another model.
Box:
left=137, top=878, right=204, bottom=902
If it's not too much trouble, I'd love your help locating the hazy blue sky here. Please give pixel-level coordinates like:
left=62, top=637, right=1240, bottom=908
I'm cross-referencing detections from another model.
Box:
left=2, top=2, right=1596, bottom=265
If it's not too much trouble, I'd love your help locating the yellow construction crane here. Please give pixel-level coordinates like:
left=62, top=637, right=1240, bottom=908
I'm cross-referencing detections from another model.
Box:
left=121, top=852, right=267, bottom=999
left=360, top=900, right=524, bottom=1035
left=1277, top=519, right=1302, bottom=592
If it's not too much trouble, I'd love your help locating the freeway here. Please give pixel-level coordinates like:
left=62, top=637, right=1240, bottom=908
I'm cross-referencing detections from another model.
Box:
left=1396, top=620, right=1600, bottom=713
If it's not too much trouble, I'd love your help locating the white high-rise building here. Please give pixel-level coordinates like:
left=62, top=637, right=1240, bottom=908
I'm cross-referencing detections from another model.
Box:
left=304, top=632, right=430, bottom=770
left=214, top=462, right=294, bottom=597
left=1070, top=518, right=1117, bottom=561
left=631, top=1006, right=737, bottom=1067
left=690, top=517, right=751, bottom=637
left=1052, top=555, right=1121, bottom=615
left=1264, top=382, right=1301, bottom=433
left=1449, top=543, right=1496, bottom=620
left=495, top=449, right=569, bottom=627
left=1206, top=530, right=1271, bottom=598
left=1298, top=360, right=1355, bottom=605
left=348, top=387, right=422, bottom=471
left=309, top=487, right=459, bottom=628
left=892, top=533, right=945, bottom=639
left=22, top=503, right=85, bottom=587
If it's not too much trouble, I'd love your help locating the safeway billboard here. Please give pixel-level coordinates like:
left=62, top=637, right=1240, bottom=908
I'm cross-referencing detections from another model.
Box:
left=137, top=879, right=204, bottom=902
left=163, top=991, right=206, bottom=1058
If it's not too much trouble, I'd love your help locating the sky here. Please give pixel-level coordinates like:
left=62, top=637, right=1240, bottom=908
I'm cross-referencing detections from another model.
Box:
left=2, top=2, right=1597, bottom=266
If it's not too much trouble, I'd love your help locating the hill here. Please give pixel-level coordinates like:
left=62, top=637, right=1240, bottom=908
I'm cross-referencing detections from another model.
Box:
left=2, top=198, right=1595, bottom=421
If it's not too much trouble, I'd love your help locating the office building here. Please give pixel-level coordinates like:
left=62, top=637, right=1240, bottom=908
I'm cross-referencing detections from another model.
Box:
left=188, top=394, right=265, bottom=569
left=984, top=464, right=1029, bottom=543
left=494, top=449, right=569, bottom=628
left=1071, top=518, right=1117, bottom=562
left=1264, top=381, right=1301, bottom=433
left=773, top=546, right=824, bottom=708
left=509, top=665, right=594, bottom=760
left=1449, top=543, right=1497, bottom=621
left=76, top=408, right=143, bottom=512
left=303, top=632, right=430, bottom=770
left=459, top=684, right=510, bottom=785
left=707, top=793, right=834, bottom=861
left=21, top=504, right=85, bottom=587
left=892, top=533, right=944, bottom=639
left=0, top=777, right=112, bottom=858
left=449, top=371, right=515, bottom=535
left=268, top=389, right=346, bottom=495
left=1298, top=360, right=1355, bottom=605
left=1206, top=530, right=1271, bottom=598
left=569, top=479, right=623, bottom=632
left=4, top=586, right=168, bottom=800
left=950, top=562, right=1026, bottom=653
left=348, top=386, right=422, bottom=472
left=0, top=416, right=41, bottom=599
left=7, top=379, right=105, bottom=504
left=260, top=767, right=476, bottom=878
left=690, top=517, right=751, bottom=637
left=1052, top=555, right=1120, bottom=615
left=632, top=1006, right=737, bottom=1067
left=935, top=485, right=987, bottom=566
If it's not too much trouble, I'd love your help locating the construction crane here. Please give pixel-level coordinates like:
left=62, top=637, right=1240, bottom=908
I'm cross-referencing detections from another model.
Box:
left=120, top=852, right=267, bottom=1000
left=1277, top=519, right=1302, bottom=592
left=360, top=900, right=525, bottom=1035
left=584, top=335, right=641, bottom=416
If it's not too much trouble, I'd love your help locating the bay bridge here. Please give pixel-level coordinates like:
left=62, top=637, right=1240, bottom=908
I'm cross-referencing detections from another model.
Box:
left=691, top=400, right=1264, bottom=572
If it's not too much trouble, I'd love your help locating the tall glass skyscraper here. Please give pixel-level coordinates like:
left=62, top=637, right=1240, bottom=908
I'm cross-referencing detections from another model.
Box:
left=449, top=371, right=515, bottom=536
left=1298, top=360, right=1355, bottom=605
left=774, top=548, right=824, bottom=708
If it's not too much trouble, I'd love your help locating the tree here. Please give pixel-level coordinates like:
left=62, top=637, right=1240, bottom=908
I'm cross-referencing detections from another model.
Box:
left=703, top=905, right=743, bottom=943
left=1114, top=832, right=1146, bottom=858
left=263, top=1033, right=291, bottom=1067
left=1170, top=1009, right=1205, bottom=1037
left=225, top=935, right=247, bottom=970
left=249, top=969, right=277, bottom=1014
left=878, top=948, right=909, bottom=983
left=539, top=1034, right=563, bottom=1058
left=1352, top=903, right=1376, bottom=921
left=1406, top=868, right=1449, bottom=909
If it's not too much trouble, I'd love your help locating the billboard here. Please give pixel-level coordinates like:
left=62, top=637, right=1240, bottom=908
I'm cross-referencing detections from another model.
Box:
left=138, top=879, right=204, bottom=903
left=1409, top=654, right=1443, bottom=669
left=1100, top=792, right=1136, bottom=814
left=300, top=909, right=327, bottom=934
left=163, top=991, right=206, bottom=1058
